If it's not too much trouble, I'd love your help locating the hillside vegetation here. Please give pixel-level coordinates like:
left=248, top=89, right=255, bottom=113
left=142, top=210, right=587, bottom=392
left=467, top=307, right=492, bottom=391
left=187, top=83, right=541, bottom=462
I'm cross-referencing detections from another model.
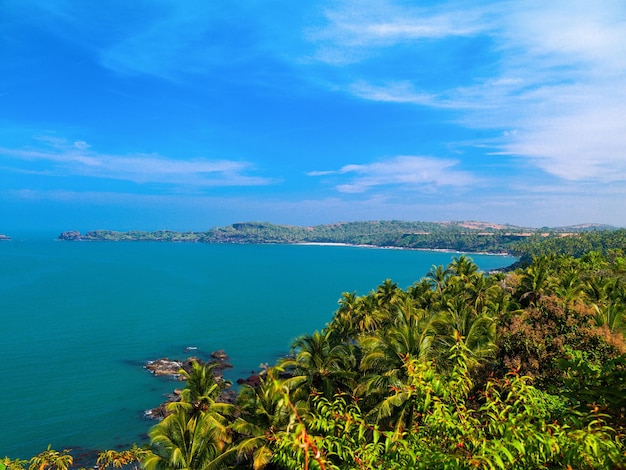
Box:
left=58, top=220, right=624, bottom=258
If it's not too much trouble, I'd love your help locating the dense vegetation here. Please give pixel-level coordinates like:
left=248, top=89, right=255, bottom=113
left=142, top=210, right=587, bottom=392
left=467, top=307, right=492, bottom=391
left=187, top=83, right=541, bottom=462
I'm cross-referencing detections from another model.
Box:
left=6, top=233, right=626, bottom=469
left=58, top=221, right=621, bottom=256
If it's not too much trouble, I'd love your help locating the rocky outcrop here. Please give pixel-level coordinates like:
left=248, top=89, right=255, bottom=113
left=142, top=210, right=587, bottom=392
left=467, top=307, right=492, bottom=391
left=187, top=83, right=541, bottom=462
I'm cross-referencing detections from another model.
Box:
left=144, top=356, right=207, bottom=379
left=58, top=230, right=82, bottom=240
left=237, top=373, right=262, bottom=388
left=210, top=349, right=233, bottom=370
left=145, top=358, right=186, bottom=379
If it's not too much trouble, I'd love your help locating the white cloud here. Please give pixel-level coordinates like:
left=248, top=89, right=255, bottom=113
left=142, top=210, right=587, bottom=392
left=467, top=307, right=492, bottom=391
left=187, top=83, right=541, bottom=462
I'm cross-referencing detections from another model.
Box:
left=0, top=138, right=275, bottom=188
left=74, top=141, right=90, bottom=150
left=307, top=0, right=486, bottom=64
left=309, top=0, right=626, bottom=184
left=309, top=155, right=475, bottom=193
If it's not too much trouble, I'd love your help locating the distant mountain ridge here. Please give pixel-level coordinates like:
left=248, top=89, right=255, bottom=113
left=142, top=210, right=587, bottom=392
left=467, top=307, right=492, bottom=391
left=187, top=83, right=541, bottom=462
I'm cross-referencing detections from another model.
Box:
left=57, top=220, right=621, bottom=255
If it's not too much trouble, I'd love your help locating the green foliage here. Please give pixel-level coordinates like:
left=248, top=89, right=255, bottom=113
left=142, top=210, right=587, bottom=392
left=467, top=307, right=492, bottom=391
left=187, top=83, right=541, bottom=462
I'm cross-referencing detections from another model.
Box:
left=144, top=361, right=236, bottom=470
left=560, top=349, right=626, bottom=435
left=272, top=340, right=624, bottom=469
left=27, top=446, right=73, bottom=470
left=513, top=229, right=626, bottom=260
left=97, top=445, right=151, bottom=470
left=1, top=458, right=27, bottom=470
left=61, top=221, right=623, bottom=255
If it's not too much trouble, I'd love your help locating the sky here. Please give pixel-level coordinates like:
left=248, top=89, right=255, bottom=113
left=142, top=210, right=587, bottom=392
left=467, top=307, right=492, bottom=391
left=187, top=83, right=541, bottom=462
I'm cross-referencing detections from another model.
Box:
left=1, top=0, right=625, bottom=232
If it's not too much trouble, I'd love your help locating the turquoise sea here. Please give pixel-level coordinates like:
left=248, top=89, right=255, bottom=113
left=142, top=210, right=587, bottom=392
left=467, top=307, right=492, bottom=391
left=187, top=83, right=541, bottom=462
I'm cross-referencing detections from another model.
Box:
left=0, top=234, right=516, bottom=460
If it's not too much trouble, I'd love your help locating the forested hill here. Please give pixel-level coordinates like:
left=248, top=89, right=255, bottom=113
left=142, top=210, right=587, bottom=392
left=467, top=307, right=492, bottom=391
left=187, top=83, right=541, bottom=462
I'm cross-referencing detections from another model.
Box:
left=58, top=221, right=623, bottom=256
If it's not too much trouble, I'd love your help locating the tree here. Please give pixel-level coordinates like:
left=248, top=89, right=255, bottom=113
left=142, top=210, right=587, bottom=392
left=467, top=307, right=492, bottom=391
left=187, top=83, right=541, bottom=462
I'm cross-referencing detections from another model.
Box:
left=28, top=447, right=72, bottom=470
left=144, top=361, right=236, bottom=470
left=516, top=257, right=553, bottom=306
left=280, top=330, right=356, bottom=400
left=144, top=408, right=235, bottom=470
left=231, top=368, right=301, bottom=470
left=97, top=445, right=151, bottom=470
left=429, top=296, right=496, bottom=371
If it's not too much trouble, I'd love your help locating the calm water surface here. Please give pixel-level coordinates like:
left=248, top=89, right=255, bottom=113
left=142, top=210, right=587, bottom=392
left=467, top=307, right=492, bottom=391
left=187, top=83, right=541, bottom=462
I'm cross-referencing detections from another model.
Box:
left=0, top=235, right=516, bottom=459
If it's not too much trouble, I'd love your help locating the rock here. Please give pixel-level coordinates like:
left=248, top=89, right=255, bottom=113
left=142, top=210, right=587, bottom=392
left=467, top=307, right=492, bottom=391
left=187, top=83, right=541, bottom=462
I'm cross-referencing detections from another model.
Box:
left=144, top=391, right=181, bottom=420
left=218, top=389, right=237, bottom=404
left=145, top=358, right=184, bottom=378
left=237, top=373, right=261, bottom=388
left=210, top=360, right=233, bottom=371
left=211, top=349, right=229, bottom=360
left=58, top=230, right=82, bottom=240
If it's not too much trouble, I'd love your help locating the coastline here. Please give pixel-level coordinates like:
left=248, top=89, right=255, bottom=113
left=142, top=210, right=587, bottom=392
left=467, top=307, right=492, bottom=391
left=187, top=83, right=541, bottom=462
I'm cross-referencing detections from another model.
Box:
left=292, top=241, right=514, bottom=257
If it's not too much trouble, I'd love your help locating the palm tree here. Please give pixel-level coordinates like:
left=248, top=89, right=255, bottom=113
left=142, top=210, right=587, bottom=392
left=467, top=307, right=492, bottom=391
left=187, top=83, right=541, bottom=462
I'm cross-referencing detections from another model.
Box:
left=1, top=457, right=28, bottom=470
left=97, top=445, right=151, bottom=470
left=429, top=296, right=496, bottom=371
left=279, top=330, right=356, bottom=400
left=28, top=446, right=72, bottom=470
left=407, top=278, right=436, bottom=309
left=585, top=275, right=613, bottom=305
left=374, top=279, right=401, bottom=313
left=593, top=301, right=626, bottom=337
left=517, top=257, right=553, bottom=306
left=554, top=267, right=585, bottom=303
left=449, top=254, right=479, bottom=280
left=465, top=273, right=501, bottom=314
left=144, top=361, right=236, bottom=470
left=358, top=316, right=433, bottom=429
left=328, top=291, right=361, bottom=340
left=231, top=369, right=299, bottom=470
left=167, top=361, right=234, bottom=449
left=144, top=408, right=235, bottom=470
left=426, top=264, right=450, bottom=293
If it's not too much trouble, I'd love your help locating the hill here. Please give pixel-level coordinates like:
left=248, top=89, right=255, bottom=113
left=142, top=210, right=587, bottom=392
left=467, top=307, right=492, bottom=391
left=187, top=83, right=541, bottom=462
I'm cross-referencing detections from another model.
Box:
left=58, top=220, right=623, bottom=256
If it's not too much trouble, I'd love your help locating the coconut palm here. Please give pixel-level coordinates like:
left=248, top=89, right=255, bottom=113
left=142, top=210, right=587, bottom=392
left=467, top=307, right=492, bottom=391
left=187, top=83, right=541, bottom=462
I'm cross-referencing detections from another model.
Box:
left=554, top=267, right=585, bottom=303
left=28, top=447, right=72, bottom=470
left=144, top=361, right=236, bottom=470
left=144, top=408, right=235, bottom=470
left=97, top=445, right=151, bottom=470
left=449, top=254, right=479, bottom=280
left=516, top=257, right=554, bottom=306
left=279, top=330, right=356, bottom=400
left=374, top=279, right=402, bottom=314
left=231, top=369, right=299, bottom=470
left=167, top=361, right=234, bottom=449
left=407, top=278, right=436, bottom=309
left=426, top=264, right=451, bottom=294
left=358, top=315, right=433, bottom=428
left=328, top=291, right=362, bottom=340
left=594, top=301, right=626, bottom=336
left=429, top=296, right=496, bottom=371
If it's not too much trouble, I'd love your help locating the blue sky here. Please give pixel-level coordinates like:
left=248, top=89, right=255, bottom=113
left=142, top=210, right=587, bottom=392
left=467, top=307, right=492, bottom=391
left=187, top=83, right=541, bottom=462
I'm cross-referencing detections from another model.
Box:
left=1, top=0, right=625, bottom=231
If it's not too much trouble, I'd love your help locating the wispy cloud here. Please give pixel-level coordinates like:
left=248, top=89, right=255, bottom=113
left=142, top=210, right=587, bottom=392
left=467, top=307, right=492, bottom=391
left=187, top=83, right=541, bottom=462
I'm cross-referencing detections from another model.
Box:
left=306, top=0, right=486, bottom=64
left=308, top=1, right=626, bottom=184
left=0, top=137, right=275, bottom=188
left=308, top=155, right=475, bottom=193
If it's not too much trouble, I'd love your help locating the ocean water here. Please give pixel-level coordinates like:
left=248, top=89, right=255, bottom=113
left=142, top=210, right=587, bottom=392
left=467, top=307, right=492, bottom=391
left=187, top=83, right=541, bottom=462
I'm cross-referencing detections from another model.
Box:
left=0, top=235, right=516, bottom=460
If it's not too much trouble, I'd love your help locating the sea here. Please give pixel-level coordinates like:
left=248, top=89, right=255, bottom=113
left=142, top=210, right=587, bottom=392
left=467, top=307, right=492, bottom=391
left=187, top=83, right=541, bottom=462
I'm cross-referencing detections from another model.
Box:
left=0, top=233, right=516, bottom=461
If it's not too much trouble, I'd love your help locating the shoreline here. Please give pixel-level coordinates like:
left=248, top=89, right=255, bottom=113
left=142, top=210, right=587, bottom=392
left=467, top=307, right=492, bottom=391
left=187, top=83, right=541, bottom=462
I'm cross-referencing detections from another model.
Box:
left=291, top=241, right=514, bottom=257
